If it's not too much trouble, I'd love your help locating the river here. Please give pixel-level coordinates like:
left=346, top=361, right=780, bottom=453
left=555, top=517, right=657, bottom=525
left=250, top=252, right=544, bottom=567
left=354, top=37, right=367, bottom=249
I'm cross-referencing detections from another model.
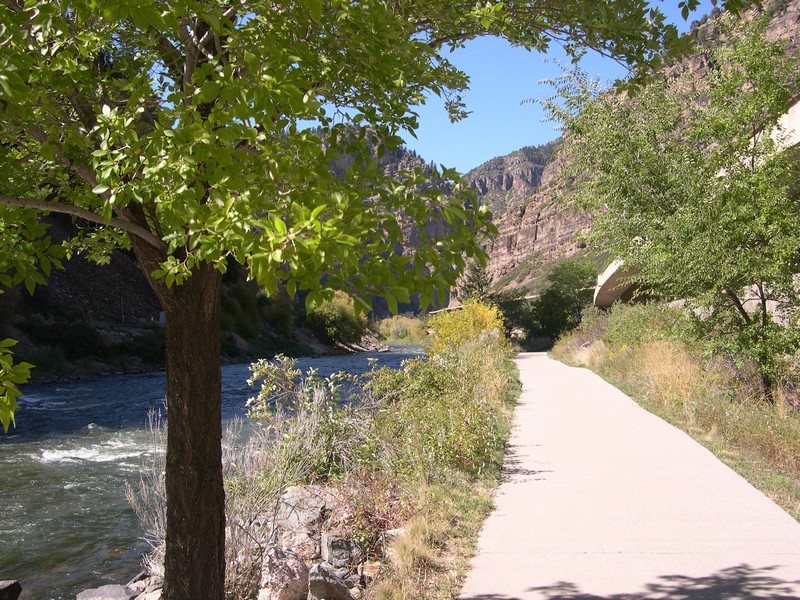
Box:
left=1, top=348, right=419, bottom=600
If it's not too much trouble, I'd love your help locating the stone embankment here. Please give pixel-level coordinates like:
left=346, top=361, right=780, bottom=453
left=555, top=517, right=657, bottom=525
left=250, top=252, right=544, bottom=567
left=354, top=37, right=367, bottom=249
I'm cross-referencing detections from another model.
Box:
left=76, top=484, right=393, bottom=600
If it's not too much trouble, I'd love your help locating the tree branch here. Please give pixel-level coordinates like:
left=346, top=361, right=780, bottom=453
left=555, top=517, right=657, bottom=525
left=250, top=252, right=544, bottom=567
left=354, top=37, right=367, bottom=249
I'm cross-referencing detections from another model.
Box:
left=0, top=194, right=166, bottom=251
left=723, top=288, right=751, bottom=324
left=25, top=125, right=99, bottom=189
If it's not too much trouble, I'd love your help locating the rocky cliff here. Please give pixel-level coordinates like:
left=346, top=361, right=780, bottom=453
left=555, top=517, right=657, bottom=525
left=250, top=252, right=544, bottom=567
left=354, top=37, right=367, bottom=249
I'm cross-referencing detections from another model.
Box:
left=478, top=148, right=592, bottom=289
left=464, top=140, right=558, bottom=217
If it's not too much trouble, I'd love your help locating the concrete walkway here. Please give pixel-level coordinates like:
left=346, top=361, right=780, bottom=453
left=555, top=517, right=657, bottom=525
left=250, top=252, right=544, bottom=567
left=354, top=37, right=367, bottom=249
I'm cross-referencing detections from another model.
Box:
left=459, top=353, right=800, bottom=600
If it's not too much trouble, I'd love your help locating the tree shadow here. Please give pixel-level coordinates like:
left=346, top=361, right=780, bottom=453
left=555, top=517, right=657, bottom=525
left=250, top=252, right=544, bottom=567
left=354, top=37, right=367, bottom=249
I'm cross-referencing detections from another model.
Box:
left=461, top=564, right=800, bottom=599
left=501, top=443, right=550, bottom=481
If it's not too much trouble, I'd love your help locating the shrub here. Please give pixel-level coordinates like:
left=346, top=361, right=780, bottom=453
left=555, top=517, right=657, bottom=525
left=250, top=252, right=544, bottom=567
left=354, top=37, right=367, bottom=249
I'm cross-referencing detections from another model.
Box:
left=425, top=300, right=507, bottom=355
left=305, top=291, right=368, bottom=345
left=376, top=315, right=426, bottom=343
left=603, top=302, right=692, bottom=348
left=221, top=280, right=261, bottom=340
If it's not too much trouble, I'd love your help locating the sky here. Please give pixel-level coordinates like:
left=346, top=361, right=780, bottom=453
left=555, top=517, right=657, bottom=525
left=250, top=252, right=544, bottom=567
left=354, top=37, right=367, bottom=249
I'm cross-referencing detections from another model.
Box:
left=404, top=1, right=717, bottom=174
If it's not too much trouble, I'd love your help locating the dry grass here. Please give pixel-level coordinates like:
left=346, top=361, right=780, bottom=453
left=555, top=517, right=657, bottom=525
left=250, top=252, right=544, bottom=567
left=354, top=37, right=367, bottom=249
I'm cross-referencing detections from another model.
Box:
left=367, top=478, right=495, bottom=600
left=553, top=310, right=800, bottom=522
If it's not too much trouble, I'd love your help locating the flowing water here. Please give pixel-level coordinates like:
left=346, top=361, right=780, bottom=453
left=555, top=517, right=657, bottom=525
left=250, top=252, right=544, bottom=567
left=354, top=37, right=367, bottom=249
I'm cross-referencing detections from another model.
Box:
left=1, top=348, right=419, bottom=600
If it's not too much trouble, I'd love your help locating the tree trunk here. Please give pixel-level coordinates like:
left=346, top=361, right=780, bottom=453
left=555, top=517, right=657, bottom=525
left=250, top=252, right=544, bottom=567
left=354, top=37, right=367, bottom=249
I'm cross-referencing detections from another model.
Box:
left=760, top=372, right=775, bottom=405
left=159, top=263, right=226, bottom=600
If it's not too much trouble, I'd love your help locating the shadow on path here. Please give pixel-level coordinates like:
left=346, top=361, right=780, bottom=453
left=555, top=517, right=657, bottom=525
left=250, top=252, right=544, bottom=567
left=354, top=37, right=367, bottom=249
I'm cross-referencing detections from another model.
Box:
left=461, top=564, right=800, bottom=600
left=501, top=443, right=550, bottom=481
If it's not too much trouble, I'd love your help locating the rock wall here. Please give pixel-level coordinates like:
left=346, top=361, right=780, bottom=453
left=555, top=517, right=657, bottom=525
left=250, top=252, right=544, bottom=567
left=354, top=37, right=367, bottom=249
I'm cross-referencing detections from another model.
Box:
left=464, top=140, right=557, bottom=217
left=482, top=150, right=591, bottom=286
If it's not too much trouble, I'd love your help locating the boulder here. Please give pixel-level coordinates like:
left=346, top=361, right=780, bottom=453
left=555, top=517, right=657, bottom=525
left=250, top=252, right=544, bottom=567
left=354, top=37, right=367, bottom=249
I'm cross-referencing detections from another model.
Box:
left=272, top=485, right=345, bottom=559
left=320, top=533, right=364, bottom=568
left=133, top=592, right=162, bottom=600
left=308, top=563, right=354, bottom=600
left=0, top=581, right=22, bottom=600
left=257, top=546, right=309, bottom=600
left=76, top=585, right=136, bottom=600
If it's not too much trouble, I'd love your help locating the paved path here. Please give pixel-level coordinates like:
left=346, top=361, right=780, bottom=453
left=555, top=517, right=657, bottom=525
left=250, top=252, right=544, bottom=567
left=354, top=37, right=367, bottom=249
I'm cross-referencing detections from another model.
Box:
left=459, top=353, right=800, bottom=600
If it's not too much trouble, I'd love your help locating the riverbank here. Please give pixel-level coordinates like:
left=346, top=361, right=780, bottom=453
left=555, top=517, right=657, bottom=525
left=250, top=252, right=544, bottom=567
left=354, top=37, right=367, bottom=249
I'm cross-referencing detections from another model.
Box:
left=104, top=301, right=519, bottom=600
left=2, top=349, right=417, bottom=600
left=12, top=324, right=387, bottom=384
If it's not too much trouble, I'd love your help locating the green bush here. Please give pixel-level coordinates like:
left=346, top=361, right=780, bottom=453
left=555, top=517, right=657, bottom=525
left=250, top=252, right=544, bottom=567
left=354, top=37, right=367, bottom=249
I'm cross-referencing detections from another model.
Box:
left=112, top=329, right=165, bottom=365
left=305, top=291, right=367, bottom=345
left=21, top=319, right=109, bottom=360
left=603, top=302, right=692, bottom=349
left=221, top=280, right=261, bottom=340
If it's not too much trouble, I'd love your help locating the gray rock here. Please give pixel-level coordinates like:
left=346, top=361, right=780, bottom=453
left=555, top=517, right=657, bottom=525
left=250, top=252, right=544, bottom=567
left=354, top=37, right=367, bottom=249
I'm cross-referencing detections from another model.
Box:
left=273, top=486, right=344, bottom=559
left=133, top=592, right=161, bottom=600
left=257, top=546, right=309, bottom=600
left=143, top=577, right=163, bottom=594
left=0, top=580, right=22, bottom=600
left=76, top=584, right=136, bottom=600
left=317, top=562, right=359, bottom=588
left=348, top=587, right=363, bottom=600
left=308, top=563, right=354, bottom=600
left=320, top=533, right=364, bottom=569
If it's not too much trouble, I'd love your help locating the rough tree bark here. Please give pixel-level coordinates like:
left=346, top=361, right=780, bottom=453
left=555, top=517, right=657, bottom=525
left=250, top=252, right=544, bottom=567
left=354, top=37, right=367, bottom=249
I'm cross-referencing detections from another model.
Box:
left=131, top=227, right=226, bottom=599
left=160, top=263, right=225, bottom=600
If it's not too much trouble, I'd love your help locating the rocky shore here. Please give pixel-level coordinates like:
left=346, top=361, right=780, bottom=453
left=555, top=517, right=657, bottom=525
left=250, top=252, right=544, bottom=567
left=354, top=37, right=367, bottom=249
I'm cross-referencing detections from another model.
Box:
left=75, top=484, right=396, bottom=600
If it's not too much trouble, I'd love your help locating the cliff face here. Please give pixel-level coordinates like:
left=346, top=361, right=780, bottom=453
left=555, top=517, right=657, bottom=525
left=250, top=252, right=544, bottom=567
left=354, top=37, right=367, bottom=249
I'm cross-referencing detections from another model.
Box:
left=464, top=140, right=558, bottom=217
left=480, top=149, right=591, bottom=288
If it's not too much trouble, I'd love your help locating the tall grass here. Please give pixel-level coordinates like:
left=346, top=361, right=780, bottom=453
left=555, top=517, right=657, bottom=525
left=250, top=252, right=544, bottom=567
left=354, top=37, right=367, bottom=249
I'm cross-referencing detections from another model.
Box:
left=127, top=301, right=520, bottom=598
left=553, top=302, right=800, bottom=520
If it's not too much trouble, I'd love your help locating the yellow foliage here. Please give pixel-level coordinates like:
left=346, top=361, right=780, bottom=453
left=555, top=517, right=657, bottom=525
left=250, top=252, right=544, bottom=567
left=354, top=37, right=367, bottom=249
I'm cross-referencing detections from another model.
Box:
left=425, top=300, right=508, bottom=355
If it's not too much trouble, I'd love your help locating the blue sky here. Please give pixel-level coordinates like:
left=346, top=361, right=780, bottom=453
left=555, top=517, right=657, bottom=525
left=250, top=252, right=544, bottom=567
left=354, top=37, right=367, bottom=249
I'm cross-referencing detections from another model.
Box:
left=404, top=1, right=716, bottom=173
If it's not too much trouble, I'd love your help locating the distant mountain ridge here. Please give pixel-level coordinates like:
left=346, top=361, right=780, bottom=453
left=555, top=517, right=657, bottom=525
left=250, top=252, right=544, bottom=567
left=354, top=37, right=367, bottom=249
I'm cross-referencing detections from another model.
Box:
left=464, top=140, right=558, bottom=218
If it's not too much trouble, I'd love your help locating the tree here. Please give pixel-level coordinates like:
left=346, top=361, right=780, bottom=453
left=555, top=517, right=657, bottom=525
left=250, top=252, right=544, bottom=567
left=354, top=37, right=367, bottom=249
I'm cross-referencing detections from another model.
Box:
left=543, top=13, right=800, bottom=399
left=0, top=0, right=755, bottom=597
left=456, top=258, right=493, bottom=302
left=529, top=258, right=596, bottom=345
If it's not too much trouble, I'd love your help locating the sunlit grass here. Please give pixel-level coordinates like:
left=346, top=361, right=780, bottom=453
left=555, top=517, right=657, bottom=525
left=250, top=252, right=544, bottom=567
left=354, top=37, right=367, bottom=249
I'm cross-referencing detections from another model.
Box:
left=553, top=304, right=800, bottom=522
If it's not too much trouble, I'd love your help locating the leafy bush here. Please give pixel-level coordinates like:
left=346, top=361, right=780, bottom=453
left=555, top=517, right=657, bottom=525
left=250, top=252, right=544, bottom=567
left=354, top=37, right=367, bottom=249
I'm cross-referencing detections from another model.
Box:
left=21, top=318, right=109, bottom=360
left=305, top=291, right=368, bottom=345
left=603, top=302, right=692, bottom=349
left=425, top=299, right=507, bottom=355
left=221, top=280, right=261, bottom=340
left=257, top=290, right=294, bottom=337
left=369, top=334, right=516, bottom=478
left=246, top=355, right=378, bottom=481
left=376, top=315, right=426, bottom=343
left=112, top=329, right=165, bottom=365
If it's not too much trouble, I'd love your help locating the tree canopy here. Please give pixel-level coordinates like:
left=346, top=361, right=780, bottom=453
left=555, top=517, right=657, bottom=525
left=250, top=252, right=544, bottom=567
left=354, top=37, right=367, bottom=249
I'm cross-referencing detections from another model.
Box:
left=543, top=13, right=800, bottom=397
